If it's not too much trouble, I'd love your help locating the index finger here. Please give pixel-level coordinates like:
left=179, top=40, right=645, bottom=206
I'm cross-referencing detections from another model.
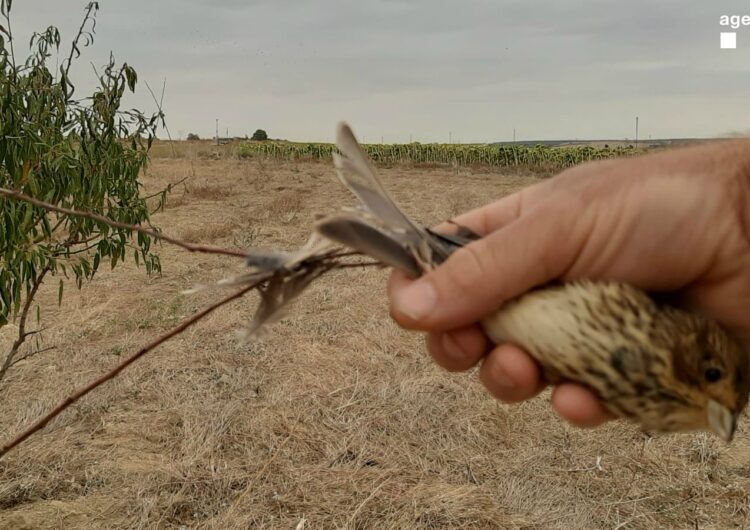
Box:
left=390, top=193, right=590, bottom=331
left=434, top=183, right=540, bottom=237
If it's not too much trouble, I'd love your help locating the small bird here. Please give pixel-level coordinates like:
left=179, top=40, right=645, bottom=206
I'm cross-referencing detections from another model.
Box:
left=309, top=122, right=750, bottom=441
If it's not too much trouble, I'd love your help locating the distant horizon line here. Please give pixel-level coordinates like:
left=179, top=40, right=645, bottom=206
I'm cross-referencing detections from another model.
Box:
left=167, top=135, right=737, bottom=145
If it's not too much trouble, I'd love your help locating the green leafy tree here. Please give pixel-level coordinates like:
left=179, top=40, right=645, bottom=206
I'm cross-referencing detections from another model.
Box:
left=251, top=129, right=268, bottom=141
left=0, top=1, right=166, bottom=382
left=186, top=132, right=200, bottom=140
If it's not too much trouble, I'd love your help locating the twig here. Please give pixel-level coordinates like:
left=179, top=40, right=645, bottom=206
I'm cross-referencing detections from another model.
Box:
left=62, top=1, right=97, bottom=77
left=33, top=216, right=65, bottom=244
left=145, top=175, right=190, bottom=216
left=0, top=187, right=247, bottom=258
left=141, top=175, right=189, bottom=201
left=336, top=261, right=381, bottom=269
left=2, top=0, right=17, bottom=69
left=0, top=268, right=49, bottom=382
left=0, top=282, right=258, bottom=459
left=20, top=327, right=46, bottom=337
left=145, top=79, right=176, bottom=158
left=9, top=345, right=57, bottom=368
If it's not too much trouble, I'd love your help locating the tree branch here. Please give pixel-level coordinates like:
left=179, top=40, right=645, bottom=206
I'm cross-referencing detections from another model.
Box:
left=9, top=345, right=57, bottom=368
left=62, top=1, right=97, bottom=77
left=33, top=215, right=65, bottom=244
left=0, top=268, right=50, bottom=382
left=0, top=187, right=247, bottom=258
left=142, top=175, right=189, bottom=201
left=2, top=0, right=16, bottom=69
left=0, top=281, right=259, bottom=459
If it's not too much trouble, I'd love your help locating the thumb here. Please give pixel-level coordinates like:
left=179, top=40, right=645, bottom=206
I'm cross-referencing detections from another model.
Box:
left=389, top=198, right=589, bottom=331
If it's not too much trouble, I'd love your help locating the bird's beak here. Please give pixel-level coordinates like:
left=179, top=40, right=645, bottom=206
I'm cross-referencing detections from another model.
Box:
left=707, top=399, right=738, bottom=442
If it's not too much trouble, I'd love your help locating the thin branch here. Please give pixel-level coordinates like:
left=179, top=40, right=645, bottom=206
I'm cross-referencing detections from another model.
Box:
left=142, top=175, right=189, bottom=201
left=145, top=175, right=190, bottom=216
left=0, top=268, right=49, bottom=382
left=9, top=345, right=57, bottom=368
left=145, top=79, right=175, bottom=157
left=2, top=1, right=16, bottom=69
left=52, top=239, right=101, bottom=257
left=0, top=187, right=247, bottom=258
left=0, top=282, right=258, bottom=459
left=62, top=1, right=97, bottom=76
left=336, top=261, right=381, bottom=269
left=33, top=215, right=65, bottom=244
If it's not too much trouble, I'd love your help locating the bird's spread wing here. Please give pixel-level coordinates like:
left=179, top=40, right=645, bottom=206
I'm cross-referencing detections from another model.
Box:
left=319, top=122, right=461, bottom=275
left=333, top=123, right=422, bottom=236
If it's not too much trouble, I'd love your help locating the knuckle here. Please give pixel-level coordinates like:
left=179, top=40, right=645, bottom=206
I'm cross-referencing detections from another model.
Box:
left=442, top=240, right=495, bottom=297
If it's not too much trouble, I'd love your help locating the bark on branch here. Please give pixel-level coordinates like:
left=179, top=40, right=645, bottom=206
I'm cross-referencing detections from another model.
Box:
left=0, top=267, right=50, bottom=382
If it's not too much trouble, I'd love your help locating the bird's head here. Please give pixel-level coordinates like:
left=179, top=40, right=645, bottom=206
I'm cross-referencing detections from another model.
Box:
left=670, top=314, right=750, bottom=441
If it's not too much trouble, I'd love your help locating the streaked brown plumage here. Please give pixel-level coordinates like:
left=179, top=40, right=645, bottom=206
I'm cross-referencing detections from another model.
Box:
left=482, top=281, right=749, bottom=438
left=315, top=123, right=750, bottom=441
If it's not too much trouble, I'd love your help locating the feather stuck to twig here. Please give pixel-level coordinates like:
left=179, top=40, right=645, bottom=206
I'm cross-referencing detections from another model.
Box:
left=188, top=232, right=382, bottom=338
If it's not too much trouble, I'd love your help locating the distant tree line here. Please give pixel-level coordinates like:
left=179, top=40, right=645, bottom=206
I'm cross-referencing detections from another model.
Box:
left=185, top=129, right=269, bottom=141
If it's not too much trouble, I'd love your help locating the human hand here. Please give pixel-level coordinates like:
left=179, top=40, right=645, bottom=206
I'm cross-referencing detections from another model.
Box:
left=387, top=139, right=750, bottom=427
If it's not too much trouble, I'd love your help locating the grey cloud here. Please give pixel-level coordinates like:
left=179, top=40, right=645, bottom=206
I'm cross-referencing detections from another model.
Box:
left=6, top=0, right=750, bottom=141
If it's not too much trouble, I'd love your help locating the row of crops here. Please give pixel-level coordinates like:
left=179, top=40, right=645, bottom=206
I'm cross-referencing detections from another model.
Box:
left=236, top=141, right=638, bottom=170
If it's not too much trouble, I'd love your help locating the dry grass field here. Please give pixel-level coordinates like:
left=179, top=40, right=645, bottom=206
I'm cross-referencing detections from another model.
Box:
left=1, top=151, right=749, bottom=529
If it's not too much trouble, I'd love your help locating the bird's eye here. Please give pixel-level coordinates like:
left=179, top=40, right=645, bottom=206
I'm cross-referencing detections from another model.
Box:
left=704, top=368, right=722, bottom=383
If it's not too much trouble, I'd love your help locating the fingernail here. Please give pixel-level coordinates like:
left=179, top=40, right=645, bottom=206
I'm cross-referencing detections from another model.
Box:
left=394, top=280, right=437, bottom=321
left=441, top=333, right=465, bottom=361
left=492, top=365, right=516, bottom=389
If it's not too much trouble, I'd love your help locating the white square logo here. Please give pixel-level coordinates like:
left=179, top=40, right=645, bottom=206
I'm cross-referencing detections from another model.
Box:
left=720, top=32, right=737, bottom=49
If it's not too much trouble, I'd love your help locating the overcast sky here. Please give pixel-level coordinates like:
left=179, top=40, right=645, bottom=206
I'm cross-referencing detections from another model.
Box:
left=9, top=1, right=750, bottom=142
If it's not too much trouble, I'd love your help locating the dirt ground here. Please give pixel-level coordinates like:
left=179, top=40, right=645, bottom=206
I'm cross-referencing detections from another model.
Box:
left=1, top=155, right=749, bottom=529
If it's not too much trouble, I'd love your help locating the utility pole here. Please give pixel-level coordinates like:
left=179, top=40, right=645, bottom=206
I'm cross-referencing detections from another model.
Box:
left=635, top=116, right=639, bottom=148
left=215, top=118, right=219, bottom=146
left=513, top=128, right=516, bottom=143
left=449, top=131, right=452, bottom=144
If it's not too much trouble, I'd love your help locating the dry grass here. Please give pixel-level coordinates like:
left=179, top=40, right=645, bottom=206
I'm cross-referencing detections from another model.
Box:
left=184, top=181, right=234, bottom=201
left=1, top=157, right=749, bottom=529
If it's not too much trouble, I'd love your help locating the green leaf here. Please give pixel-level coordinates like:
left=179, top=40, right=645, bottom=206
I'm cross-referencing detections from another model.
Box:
left=123, top=64, right=137, bottom=92
left=22, top=204, right=32, bottom=228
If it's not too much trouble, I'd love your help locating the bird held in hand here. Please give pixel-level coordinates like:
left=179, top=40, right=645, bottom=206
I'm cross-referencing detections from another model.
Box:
left=311, top=122, right=750, bottom=441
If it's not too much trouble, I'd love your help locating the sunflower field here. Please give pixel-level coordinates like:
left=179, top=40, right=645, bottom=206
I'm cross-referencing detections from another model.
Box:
left=236, top=141, right=637, bottom=170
